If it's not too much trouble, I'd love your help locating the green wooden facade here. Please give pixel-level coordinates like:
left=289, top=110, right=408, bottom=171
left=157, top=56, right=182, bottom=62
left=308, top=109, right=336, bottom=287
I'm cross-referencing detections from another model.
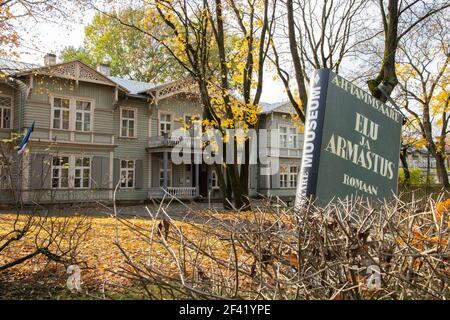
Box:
left=0, top=57, right=304, bottom=204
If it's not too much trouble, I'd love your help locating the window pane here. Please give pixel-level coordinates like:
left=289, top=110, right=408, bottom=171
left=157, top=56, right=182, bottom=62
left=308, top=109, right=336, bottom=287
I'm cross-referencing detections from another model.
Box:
left=62, top=99, right=70, bottom=108
left=54, top=98, right=61, bottom=108
left=83, top=158, right=90, bottom=167
left=84, top=113, right=90, bottom=131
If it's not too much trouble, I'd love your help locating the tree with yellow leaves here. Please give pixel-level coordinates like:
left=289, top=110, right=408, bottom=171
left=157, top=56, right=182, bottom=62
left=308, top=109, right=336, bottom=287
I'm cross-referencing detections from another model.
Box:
left=396, top=14, right=450, bottom=187
left=90, top=0, right=275, bottom=209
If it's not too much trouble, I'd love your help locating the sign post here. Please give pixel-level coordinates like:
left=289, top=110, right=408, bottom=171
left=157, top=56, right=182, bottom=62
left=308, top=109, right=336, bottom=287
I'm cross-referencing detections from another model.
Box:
left=295, top=69, right=403, bottom=208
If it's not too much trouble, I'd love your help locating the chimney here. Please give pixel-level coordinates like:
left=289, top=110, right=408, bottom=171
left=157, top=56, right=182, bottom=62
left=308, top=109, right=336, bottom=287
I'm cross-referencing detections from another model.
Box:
left=44, top=53, right=57, bottom=66
left=97, top=63, right=111, bottom=76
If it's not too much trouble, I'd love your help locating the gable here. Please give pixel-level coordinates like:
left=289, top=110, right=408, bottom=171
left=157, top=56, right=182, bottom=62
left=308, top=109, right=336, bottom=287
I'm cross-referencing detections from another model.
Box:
left=14, top=60, right=128, bottom=92
left=273, top=102, right=296, bottom=114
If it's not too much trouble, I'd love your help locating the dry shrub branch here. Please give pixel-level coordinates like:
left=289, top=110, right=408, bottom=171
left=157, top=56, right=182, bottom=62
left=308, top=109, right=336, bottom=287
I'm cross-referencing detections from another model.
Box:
left=113, top=194, right=449, bottom=300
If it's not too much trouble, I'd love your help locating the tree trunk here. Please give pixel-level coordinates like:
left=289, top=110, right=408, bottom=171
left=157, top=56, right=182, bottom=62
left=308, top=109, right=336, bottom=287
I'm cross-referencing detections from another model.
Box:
left=368, top=0, right=399, bottom=101
left=435, top=153, right=449, bottom=188
left=400, top=145, right=410, bottom=185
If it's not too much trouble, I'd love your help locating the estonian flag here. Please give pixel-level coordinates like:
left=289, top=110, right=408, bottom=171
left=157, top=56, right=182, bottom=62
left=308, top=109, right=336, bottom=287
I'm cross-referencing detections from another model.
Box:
left=18, top=121, right=35, bottom=155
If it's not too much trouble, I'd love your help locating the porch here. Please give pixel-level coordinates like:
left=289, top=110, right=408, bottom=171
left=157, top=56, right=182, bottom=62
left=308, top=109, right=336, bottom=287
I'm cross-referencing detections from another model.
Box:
left=147, top=151, right=220, bottom=200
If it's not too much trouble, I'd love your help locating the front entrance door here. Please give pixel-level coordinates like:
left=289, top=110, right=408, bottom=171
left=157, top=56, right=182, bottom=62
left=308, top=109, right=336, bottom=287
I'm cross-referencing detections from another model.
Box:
left=199, top=164, right=208, bottom=197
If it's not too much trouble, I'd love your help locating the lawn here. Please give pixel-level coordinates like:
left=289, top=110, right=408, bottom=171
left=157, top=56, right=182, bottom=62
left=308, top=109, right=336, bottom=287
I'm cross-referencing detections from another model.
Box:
left=0, top=213, right=205, bottom=299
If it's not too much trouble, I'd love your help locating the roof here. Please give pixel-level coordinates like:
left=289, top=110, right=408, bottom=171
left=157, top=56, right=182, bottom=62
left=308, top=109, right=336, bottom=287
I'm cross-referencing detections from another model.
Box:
left=108, top=76, right=157, bottom=95
left=0, top=58, right=39, bottom=75
left=260, top=101, right=291, bottom=114
left=0, top=58, right=157, bottom=96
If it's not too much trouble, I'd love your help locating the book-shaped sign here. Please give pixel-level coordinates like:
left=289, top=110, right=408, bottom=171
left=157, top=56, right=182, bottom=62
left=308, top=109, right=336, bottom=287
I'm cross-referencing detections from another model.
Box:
left=295, top=69, right=403, bottom=206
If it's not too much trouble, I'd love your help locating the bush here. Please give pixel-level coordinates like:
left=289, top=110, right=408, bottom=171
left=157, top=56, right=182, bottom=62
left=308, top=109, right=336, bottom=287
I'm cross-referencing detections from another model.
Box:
left=399, top=168, right=428, bottom=186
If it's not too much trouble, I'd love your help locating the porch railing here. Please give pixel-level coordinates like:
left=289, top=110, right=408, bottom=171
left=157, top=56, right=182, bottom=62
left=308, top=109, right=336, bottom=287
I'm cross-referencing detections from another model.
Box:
left=148, top=187, right=197, bottom=199
left=148, top=133, right=198, bottom=148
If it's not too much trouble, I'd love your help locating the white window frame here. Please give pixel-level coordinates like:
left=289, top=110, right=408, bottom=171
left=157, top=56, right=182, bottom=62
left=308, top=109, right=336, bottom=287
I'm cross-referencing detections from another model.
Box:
left=159, top=160, right=173, bottom=187
left=289, top=166, right=298, bottom=188
left=50, top=94, right=95, bottom=132
left=120, top=107, right=137, bottom=138
left=0, top=94, right=13, bottom=130
left=120, top=159, right=135, bottom=188
left=158, top=111, right=174, bottom=136
left=75, top=100, right=93, bottom=132
left=280, top=165, right=289, bottom=188
left=279, top=125, right=288, bottom=148
left=51, top=156, right=70, bottom=189
left=74, top=156, right=91, bottom=189
left=289, top=127, right=299, bottom=149
left=51, top=155, right=92, bottom=189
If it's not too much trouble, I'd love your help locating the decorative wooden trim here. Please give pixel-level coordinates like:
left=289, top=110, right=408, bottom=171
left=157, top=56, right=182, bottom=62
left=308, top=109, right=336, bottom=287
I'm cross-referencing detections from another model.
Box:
left=14, top=60, right=129, bottom=93
left=149, top=78, right=198, bottom=103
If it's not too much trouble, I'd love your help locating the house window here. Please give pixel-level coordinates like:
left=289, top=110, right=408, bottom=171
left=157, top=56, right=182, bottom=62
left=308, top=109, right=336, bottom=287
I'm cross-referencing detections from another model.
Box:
left=160, top=113, right=172, bottom=135
left=289, top=127, right=298, bottom=149
left=0, top=96, right=12, bottom=129
left=52, top=97, right=70, bottom=130
left=51, top=96, right=93, bottom=131
left=52, top=156, right=70, bottom=188
left=279, top=126, right=288, bottom=148
left=159, top=160, right=172, bottom=187
left=289, top=166, right=298, bottom=187
left=120, top=160, right=135, bottom=188
left=120, top=108, right=136, bottom=138
left=280, top=165, right=289, bottom=188
left=75, top=101, right=92, bottom=131
left=211, top=170, right=219, bottom=189
left=74, top=157, right=91, bottom=188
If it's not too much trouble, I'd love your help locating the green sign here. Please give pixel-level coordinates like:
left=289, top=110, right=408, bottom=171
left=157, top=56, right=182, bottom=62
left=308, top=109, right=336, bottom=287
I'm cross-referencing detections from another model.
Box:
left=295, top=69, right=403, bottom=206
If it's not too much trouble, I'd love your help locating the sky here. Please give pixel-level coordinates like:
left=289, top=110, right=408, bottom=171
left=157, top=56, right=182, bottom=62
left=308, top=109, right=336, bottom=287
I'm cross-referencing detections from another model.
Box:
left=15, top=10, right=288, bottom=104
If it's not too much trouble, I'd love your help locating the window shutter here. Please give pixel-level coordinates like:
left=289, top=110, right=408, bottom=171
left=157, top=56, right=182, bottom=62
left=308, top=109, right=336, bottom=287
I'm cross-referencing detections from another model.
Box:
left=135, top=159, right=143, bottom=189
left=30, top=154, right=51, bottom=189
left=92, top=156, right=109, bottom=189
left=113, top=158, right=120, bottom=188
